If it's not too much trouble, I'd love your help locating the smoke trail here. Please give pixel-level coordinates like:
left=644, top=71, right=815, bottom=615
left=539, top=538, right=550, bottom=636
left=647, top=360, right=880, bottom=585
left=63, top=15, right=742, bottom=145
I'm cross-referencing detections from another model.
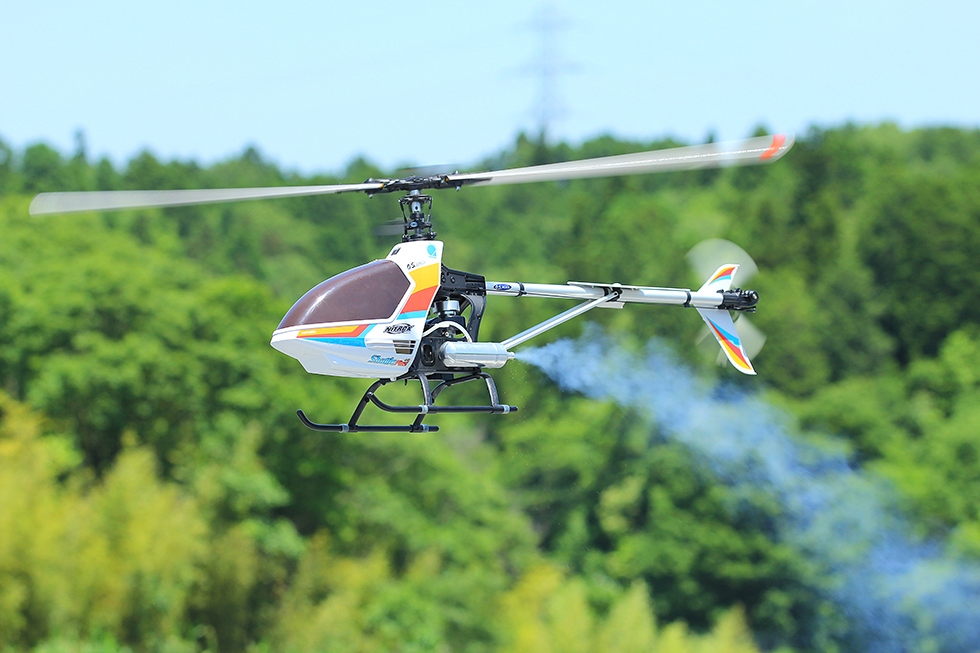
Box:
left=517, top=328, right=980, bottom=653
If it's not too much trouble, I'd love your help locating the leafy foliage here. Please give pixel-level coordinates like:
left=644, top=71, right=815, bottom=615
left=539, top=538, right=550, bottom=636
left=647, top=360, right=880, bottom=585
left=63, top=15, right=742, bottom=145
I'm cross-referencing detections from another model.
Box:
left=2, top=124, right=980, bottom=651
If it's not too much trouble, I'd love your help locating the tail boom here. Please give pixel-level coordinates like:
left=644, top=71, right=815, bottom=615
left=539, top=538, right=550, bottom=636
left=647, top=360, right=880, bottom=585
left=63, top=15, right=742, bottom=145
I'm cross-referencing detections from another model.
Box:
left=486, top=263, right=760, bottom=374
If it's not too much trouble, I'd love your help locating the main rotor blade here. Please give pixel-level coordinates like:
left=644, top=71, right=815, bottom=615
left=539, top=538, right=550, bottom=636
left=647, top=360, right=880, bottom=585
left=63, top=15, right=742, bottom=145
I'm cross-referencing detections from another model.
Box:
left=448, top=134, right=793, bottom=188
left=30, top=134, right=793, bottom=216
left=29, top=181, right=385, bottom=216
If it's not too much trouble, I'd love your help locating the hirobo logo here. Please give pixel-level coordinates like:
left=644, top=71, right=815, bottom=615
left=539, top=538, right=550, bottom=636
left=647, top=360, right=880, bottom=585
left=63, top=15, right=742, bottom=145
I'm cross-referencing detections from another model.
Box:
left=370, top=355, right=409, bottom=367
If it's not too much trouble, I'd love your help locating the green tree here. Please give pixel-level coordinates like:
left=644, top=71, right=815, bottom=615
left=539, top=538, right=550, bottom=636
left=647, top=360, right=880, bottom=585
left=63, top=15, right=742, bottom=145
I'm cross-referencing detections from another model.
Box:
left=21, top=143, right=69, bottom=193
left=859, top=166, right=980, bottom=363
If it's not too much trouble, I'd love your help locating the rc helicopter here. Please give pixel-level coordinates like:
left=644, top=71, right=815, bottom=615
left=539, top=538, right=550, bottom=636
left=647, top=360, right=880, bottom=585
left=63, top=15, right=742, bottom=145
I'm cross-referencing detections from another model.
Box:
left=30, top=133, right=794, bottom=433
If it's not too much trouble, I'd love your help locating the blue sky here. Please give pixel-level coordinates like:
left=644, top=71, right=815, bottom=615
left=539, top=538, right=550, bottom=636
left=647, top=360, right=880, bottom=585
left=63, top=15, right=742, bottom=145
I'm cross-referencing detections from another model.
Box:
left=3, top=0, right=977, bottom=175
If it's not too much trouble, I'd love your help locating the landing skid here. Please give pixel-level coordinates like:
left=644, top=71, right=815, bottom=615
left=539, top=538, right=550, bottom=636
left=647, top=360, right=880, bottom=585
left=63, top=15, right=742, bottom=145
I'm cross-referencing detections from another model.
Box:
left=297, top=372, right=518, bottom=433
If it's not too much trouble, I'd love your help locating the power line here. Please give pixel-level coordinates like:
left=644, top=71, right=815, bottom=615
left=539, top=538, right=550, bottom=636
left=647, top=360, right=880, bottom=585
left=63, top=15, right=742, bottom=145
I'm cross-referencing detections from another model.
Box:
left=524, top=4, right=578, bottom=141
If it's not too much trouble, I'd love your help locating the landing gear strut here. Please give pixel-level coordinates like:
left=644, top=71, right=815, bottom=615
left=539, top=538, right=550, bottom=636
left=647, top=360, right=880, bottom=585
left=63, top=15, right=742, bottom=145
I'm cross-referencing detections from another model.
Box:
left=296, top=371, right=517, bottom=433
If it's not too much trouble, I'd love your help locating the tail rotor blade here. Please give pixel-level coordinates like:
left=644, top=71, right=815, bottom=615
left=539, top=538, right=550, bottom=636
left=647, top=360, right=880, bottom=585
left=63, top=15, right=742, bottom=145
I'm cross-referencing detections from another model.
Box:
left=736, top=315, right=767, bottom=359
left=687, top=238, right=758, bottom=284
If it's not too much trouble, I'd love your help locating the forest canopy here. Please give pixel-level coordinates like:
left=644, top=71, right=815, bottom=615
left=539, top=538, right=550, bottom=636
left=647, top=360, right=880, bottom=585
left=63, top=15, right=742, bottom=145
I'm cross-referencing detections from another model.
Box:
left=1, top=123, right=980, bottom=652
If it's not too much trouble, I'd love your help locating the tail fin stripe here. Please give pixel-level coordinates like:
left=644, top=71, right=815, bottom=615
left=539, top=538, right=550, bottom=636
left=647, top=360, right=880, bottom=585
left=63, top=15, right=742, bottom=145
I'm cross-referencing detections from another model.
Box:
left=707, top=265, right=737, bottom=285
left=704, top=315, right=751, bottom=369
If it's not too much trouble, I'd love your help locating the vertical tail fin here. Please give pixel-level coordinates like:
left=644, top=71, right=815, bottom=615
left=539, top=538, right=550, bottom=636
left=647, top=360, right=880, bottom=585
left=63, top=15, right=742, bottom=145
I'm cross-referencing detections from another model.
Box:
left=696, top=265, right=757, bottom=375
left=696, top=308, right=757, bottom=375
left=698, top=264, right=739, bottom=294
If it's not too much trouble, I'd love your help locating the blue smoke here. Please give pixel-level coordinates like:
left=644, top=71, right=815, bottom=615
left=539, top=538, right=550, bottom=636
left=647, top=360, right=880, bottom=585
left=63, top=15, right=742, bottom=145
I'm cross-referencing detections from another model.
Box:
left=516, top=329, right=980, bottom=653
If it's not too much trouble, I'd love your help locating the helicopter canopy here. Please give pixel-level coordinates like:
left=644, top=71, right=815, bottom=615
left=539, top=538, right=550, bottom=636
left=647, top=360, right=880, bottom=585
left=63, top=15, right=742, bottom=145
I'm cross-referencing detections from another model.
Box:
left=277, top=260, right=411, bottom=330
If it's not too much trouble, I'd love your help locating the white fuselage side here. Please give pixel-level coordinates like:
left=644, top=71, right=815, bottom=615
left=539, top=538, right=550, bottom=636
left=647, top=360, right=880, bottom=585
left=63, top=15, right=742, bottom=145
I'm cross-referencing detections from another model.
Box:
left=270, top=241, right=443, bottom=379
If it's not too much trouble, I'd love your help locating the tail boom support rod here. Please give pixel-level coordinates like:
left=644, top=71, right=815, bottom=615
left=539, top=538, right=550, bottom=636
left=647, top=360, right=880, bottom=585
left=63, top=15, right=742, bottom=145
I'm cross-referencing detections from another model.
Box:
left=499, top=291, right=622, bottom=350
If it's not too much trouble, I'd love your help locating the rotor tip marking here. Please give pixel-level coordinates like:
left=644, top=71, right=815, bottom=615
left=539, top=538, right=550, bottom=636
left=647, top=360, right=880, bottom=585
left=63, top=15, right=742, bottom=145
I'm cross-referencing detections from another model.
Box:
left=759, top=134, right=787, bottom=161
